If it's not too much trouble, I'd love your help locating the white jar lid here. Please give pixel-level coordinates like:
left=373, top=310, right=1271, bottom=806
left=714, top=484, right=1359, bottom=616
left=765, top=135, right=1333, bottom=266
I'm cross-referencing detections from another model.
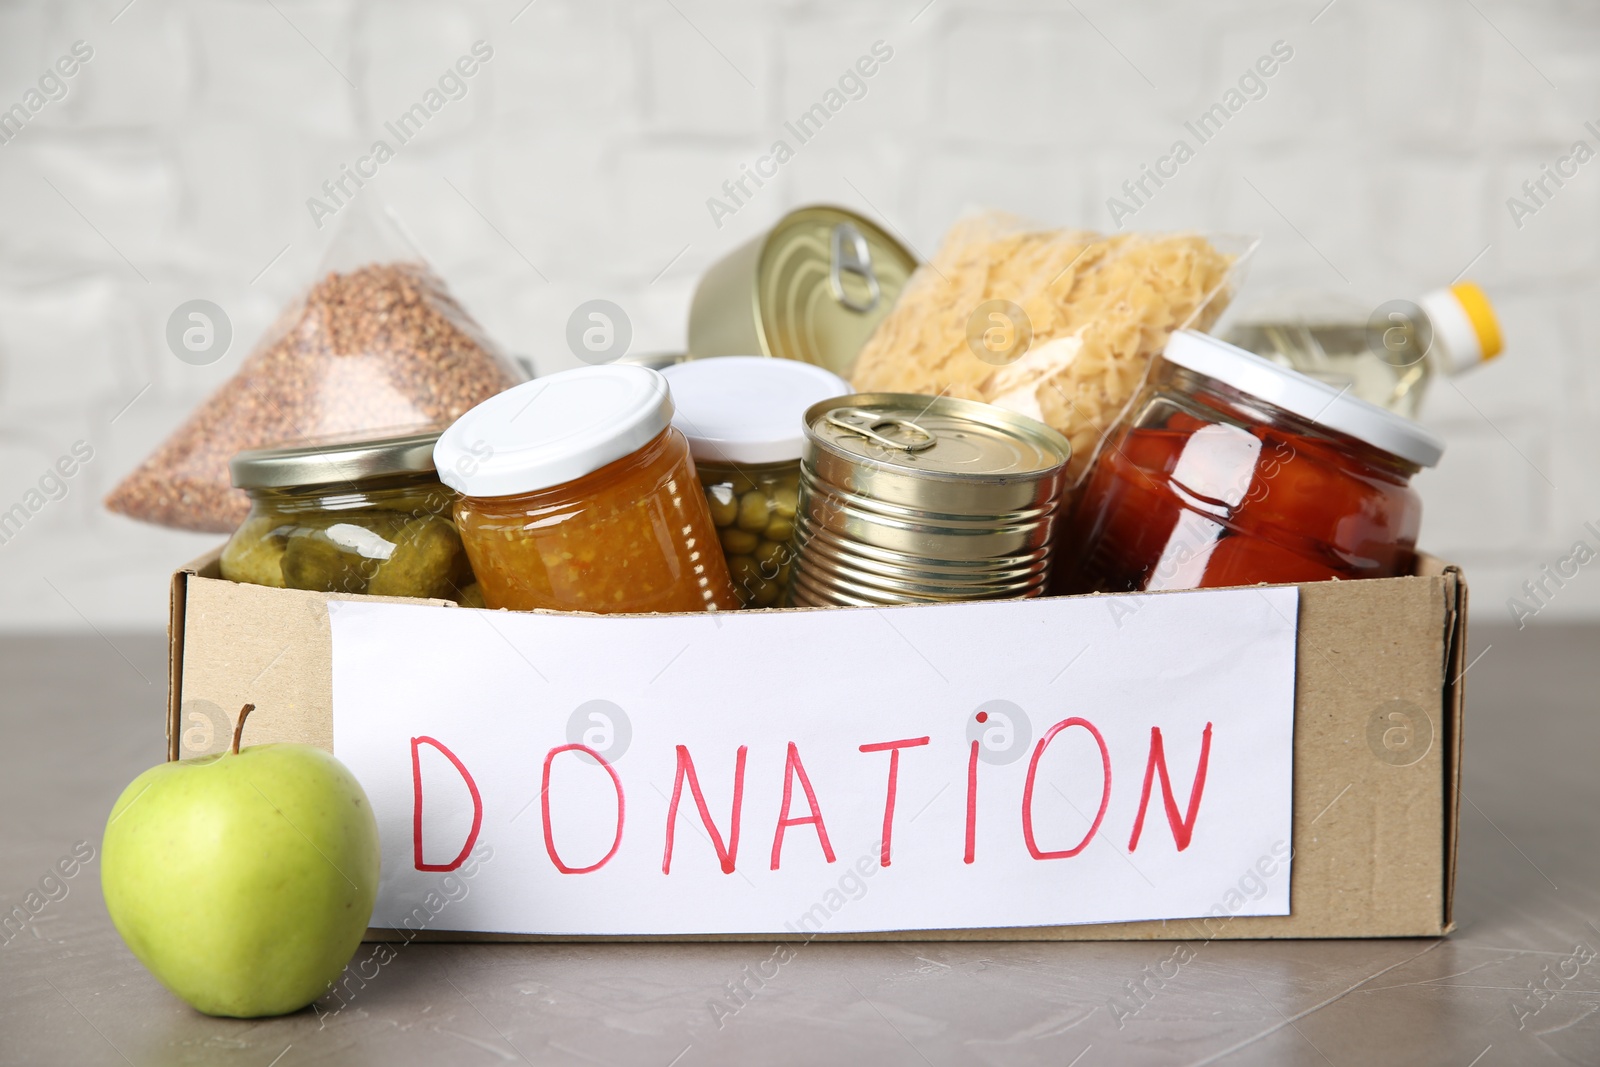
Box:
left=661, top=356, right=852, bottom=465
left=1161, top=331, right=1445, bottom=469
left=433, top=365, right=674, bottom=497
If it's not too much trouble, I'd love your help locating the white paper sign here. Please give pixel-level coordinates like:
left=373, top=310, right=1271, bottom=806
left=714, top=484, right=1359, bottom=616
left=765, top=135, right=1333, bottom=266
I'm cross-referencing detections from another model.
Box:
left=329, top=587, right=1298, bottom=936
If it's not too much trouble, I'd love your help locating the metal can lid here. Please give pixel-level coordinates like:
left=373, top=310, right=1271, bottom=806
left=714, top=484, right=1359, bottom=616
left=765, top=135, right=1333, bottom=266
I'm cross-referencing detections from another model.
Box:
left=805, top=393, right=1071, bottom=481
left=231, top=426, right=444, bottom=490
left=756, top=206, right=917, bottom=375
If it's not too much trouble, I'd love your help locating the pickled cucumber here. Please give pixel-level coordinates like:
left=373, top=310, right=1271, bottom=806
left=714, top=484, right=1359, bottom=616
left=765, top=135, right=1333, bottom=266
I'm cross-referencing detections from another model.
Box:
left=281, top=526, right=376, bottom=594
left=221, top=469, right=473, bottom=599
left=219, top=516, right=288, bottom=588
left=368, top=515, right=464, bottom=599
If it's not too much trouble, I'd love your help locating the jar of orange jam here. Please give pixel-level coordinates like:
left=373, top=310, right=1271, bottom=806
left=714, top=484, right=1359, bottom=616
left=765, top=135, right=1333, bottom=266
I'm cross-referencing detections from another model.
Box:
left=432, top=365, right=738, bottom=614
left=1057, top=331, right=1445, bottom=594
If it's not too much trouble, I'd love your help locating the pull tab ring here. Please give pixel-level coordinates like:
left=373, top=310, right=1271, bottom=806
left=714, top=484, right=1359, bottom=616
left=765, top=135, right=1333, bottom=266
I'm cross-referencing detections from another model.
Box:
left=829, top=222, right=882, bottom=314
left=823, top=408, right=937, bottom=452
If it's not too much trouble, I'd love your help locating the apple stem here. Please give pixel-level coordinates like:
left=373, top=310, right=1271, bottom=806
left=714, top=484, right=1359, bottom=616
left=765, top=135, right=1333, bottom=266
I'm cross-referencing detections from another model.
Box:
left=231, top=703, right=255, bottom=756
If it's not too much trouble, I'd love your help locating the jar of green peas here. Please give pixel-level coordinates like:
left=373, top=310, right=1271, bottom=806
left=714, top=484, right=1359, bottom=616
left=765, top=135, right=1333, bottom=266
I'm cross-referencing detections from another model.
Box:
left=662, top=357, right=850, bottom=608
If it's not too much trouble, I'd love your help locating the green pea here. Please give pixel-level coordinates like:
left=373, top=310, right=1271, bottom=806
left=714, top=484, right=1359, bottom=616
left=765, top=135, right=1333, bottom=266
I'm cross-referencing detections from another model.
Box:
left=728, top=555, right=762, bottom=587
left=771, top=485, right=799, bottom=519
left=705, top=484, right=738, bottom=527
left=755, top=539, right=787, bottom=570
left=720, top=527, right=760, bottom=555
left=736, top=490, right=772, bottom=532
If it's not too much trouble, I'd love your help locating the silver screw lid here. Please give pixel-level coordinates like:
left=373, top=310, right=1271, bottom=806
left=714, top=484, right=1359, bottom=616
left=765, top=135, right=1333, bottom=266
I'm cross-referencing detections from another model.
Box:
left=230, top=427, right=444, bottom=490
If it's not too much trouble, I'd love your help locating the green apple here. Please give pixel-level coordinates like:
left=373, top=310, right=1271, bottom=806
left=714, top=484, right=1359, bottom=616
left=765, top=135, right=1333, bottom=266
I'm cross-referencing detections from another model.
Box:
left=102, top=704, right=380, bottom=1018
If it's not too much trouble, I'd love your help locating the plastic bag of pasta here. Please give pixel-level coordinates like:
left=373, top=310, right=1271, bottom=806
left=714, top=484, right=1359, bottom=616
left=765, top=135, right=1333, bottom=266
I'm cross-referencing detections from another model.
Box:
left=849, top=211, right=1254, bottom=483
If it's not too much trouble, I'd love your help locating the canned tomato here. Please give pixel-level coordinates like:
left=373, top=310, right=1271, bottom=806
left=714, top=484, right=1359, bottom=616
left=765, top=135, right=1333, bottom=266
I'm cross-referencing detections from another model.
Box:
left=1056, top=330, right=1445, bottom=594
left=789, top=394, right=1072, bottom=606
left=688, top=205, right=916, bottom=377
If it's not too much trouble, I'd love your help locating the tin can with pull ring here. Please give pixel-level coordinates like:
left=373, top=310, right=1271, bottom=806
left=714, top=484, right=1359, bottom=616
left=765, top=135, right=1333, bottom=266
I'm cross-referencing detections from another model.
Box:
left=687, top=205, right=917, bottom=378
left=788, top=393, right=1073, bottom=607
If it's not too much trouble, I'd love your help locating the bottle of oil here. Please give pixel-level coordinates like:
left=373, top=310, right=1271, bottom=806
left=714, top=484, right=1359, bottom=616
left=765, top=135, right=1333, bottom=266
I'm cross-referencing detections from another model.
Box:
left=1222, top=282, right=1503, bottom=419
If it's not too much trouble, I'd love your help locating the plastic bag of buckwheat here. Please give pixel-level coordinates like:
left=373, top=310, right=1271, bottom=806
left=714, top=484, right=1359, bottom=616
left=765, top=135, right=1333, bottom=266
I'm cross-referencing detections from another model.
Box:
left=106, top=203, right=522, bottom=533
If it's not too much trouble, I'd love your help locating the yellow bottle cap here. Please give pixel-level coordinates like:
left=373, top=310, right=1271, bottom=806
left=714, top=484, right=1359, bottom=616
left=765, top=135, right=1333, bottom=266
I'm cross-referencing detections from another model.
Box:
left=1449, top=282, right=1502, bottom=362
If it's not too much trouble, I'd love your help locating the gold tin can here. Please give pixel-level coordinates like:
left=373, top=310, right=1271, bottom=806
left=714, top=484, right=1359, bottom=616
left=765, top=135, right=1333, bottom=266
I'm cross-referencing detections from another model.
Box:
left=789, top=394, right=1072, bottom=607
left=688, top=205, right=916, bottom=377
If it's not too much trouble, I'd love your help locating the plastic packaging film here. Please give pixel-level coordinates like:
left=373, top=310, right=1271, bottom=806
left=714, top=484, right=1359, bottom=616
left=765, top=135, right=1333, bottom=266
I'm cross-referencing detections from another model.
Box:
left=105, top=205, right=521, bottom=532
left=848, top=211, right=1257, bottom=484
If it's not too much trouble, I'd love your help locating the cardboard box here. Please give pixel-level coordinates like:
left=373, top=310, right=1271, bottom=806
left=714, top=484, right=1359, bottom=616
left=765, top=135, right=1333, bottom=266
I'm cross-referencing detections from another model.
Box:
left=167, top=549, right=1466, bottom=942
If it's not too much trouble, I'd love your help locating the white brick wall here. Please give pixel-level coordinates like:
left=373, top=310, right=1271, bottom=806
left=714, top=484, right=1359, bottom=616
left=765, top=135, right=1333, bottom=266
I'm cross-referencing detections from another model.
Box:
left=0, top=0, right=1595, bottom=631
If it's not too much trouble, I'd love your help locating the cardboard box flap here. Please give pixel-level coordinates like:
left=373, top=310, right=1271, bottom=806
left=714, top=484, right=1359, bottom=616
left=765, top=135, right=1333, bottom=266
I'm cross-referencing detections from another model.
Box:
left=1433, top=559, right=1467, bottom=932
left=168, top=546, right=458, bottom=759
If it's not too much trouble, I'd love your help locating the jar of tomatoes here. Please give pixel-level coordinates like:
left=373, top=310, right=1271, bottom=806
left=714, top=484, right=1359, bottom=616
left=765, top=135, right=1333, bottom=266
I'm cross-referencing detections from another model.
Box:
left=432, top=365, right=738, bottom=614
left=1057, top=330, right=1445, bottom=594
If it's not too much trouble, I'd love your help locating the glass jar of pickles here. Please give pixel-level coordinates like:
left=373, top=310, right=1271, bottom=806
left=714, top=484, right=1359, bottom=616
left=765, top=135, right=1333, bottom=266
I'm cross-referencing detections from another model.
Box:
left=433, top=365, right=738, bottom=614
left=662, top=357, right=851, bottom=608
left=221, top=429, right=480, bottom=603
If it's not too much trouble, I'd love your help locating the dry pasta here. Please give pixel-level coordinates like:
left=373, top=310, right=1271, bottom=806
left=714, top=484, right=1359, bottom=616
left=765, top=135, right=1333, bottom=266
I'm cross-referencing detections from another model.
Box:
left=849, top=213, right=1238, bottom=482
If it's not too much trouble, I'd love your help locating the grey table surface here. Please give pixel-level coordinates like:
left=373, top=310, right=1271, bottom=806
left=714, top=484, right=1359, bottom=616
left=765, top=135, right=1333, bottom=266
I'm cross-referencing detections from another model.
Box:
left=1, top=625, right=1596, bottom=1067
